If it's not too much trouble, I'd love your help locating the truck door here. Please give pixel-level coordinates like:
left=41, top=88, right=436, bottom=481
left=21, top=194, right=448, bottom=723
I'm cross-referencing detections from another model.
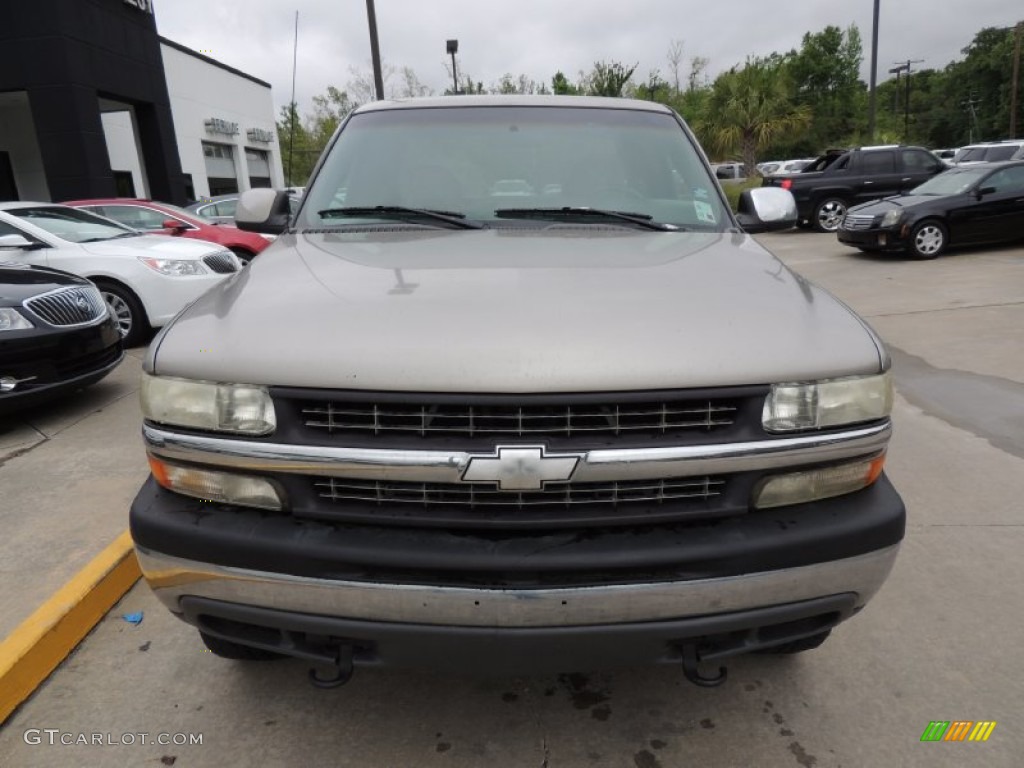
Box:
left=853, top=150, right=900, bottom=205
left=899, top=149, right=945, bottom=193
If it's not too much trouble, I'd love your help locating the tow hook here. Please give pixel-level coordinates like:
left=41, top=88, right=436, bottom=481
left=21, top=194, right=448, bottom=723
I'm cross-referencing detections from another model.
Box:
left=308, top=644, right=354, bottom=689
left=680, top=643, right=728, bottom=687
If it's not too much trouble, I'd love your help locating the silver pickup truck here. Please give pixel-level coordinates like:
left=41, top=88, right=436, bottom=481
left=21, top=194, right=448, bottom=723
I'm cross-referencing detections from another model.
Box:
left=131, top=96, right=904, bottom=688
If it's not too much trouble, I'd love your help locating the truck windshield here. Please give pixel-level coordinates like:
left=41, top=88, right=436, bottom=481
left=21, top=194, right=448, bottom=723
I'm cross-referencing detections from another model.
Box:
left=300, top=105, right=729, bottom=232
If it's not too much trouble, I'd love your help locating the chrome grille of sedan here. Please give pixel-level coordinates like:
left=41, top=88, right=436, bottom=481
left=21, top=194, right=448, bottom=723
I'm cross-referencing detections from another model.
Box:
left=842, top=214, right=876, bottom=230
left=301, top=399, right=738, bottom=438
left=202, top=252, right=239, bottom=274
left=314, top=476, right=726, bottom=508
left=24, top=286, right=108, bottom=327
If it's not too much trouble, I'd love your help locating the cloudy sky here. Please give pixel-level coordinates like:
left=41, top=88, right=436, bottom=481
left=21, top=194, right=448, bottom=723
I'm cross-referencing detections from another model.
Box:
left=154, top=0, right=1020, bottom=115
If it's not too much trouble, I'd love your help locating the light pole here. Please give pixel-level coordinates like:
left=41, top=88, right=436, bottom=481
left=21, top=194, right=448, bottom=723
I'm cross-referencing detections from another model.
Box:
left=868, top=0, right=880, bottom=142
left=365, top=0, right=384, bottom=100
left=447, top=39, right=459, bottom=94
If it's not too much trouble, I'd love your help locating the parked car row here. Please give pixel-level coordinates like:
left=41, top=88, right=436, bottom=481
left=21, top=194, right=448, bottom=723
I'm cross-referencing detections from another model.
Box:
left=0, top=185, right=305, bottom=415
left=756, top=140, right=1024, bottom=258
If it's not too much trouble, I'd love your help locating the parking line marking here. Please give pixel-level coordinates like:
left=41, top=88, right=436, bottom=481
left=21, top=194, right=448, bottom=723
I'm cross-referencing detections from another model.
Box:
left=0, top=530, right=140, bottom=724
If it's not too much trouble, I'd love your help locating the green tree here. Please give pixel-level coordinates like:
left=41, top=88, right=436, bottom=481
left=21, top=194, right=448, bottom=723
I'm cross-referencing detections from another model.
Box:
left=276, top=102, right=317, bottom=186
left=696, top=58, right=811, bottom=175
left=583, top=60, right=637, bottom=97
left=551, top=71, right=580, bottom=95
left=781, top=25, right=865, bottom=154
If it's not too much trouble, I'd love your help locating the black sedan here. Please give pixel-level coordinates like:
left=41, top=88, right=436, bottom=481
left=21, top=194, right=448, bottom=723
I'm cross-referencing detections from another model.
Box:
left=837, top=160, right=1024, bottom=259
left=0, top=263, right=123, bottom=415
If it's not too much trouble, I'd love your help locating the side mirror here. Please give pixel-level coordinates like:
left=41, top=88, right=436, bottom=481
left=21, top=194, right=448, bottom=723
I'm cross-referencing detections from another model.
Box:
left=162, top=219, right=189, bottom=233
left=235, top=189, right=291, bottom=235
left=976, top=186, right=996, bottom=198
left=735, top=187, right=798, bottom=234
left=0, top=234, right=42, bottom=250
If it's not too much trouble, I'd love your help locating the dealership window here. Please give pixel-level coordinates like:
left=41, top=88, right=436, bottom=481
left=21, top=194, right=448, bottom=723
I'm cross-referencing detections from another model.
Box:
left=112, top=171, right=136, bottom=197
left=203, top=141, right=238, bottom=195
left=246, top=148, right=272, bottom=188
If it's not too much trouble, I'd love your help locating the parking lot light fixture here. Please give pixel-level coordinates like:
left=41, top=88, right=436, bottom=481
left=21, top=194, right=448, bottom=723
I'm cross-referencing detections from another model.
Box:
left=447, top=39, right=459, bottom=94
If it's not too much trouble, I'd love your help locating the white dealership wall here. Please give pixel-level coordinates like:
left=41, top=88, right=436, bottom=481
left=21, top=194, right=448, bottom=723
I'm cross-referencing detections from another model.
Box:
left=101, top=39, right=284, bottom=201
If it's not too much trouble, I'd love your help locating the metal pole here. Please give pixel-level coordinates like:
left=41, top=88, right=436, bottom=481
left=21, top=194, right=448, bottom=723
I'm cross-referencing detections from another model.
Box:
left=904, top=60, right=910, bottom=141
left=451, top=52, right=459, bottom=94
left=287, top=11, right=298, bottom=187
left=1011, top=21, right=1022, bottom=138
left=868, top=0, right=880, bottom=142
left=365, top=0, right=385, bottom=100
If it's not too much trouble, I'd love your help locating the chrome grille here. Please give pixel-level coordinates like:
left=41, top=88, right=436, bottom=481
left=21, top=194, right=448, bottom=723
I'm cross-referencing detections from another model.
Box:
left=203, top=252, right=239, bottom=273
left=301, top=400, right=738, bottom=438
left=315, top=476, right=725, bottom=508
left=24, top=286, right=107, bottom=327
left=842, top=214, right=876, bottom=231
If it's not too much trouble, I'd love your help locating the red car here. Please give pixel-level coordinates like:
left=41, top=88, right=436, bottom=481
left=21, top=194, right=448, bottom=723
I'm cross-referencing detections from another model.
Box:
left=62, top=198, right=272, bottom=264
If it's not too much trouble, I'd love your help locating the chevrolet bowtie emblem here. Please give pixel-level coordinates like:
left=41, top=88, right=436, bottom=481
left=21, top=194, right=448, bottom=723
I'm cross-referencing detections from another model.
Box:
left=462, top=446, right=581, bottom=491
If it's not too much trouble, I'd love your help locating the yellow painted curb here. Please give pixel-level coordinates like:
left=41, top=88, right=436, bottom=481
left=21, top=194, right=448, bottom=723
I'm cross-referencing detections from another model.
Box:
left=0, top=530, right=140, bottom=724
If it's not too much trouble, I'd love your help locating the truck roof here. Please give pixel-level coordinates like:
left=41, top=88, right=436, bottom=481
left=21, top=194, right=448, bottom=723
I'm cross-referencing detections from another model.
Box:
left=354, top=95, right=675, bottom=114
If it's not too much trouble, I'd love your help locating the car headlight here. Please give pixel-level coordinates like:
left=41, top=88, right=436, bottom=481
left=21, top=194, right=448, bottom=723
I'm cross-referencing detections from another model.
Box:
left=0, top=307, right=33, bottom=331
left=140, top=373, right=276, bottom=435
left=138, top=257, right=208, bottom=276
left=762, top=372, right=892, bottom=432
left=880, top=209, right=902, bottom=228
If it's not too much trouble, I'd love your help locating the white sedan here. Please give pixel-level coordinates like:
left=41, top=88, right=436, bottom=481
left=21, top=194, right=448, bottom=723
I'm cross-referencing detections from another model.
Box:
left=0, top=202, right=240, bottom=346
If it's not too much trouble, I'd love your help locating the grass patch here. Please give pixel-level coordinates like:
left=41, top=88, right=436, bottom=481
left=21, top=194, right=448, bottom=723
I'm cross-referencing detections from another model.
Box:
left=722, top=178, right=765, bottom=212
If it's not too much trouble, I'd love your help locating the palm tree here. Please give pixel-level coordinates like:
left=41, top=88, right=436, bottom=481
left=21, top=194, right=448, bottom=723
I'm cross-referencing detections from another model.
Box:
left=697, top=59, right=811, bottom=177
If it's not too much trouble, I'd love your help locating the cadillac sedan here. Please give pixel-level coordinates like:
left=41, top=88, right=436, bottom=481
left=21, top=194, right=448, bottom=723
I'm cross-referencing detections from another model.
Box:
left=837, top=161, right=1024, bottom=259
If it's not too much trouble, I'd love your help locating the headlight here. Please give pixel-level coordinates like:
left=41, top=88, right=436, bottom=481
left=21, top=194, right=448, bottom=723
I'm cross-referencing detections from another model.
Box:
left=754, top=454, right=886, bottom=509
left=762, top=372, right=892, bottom=432
left=138, top=257, right=208, bottom=276
left=148, top=455, right=283, bottom=510
left=140, top=373, right=276, bottom=435
left=0, top=307, right=33, bottom=331
left=880, top=209, right=902, bottom=228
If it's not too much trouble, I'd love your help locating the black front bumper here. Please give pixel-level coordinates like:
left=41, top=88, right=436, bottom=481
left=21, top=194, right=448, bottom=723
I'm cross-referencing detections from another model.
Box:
left=0, top=317, right=123, bottom=415
left=837, top=226, right=907, bottom=252
left=131, top=476, right=905, bottom=588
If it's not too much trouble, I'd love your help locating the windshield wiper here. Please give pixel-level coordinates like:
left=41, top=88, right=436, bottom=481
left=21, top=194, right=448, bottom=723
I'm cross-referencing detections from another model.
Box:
left=317, top=206, right=484, bottom=230
left=494, top=207, right=680, bottom=231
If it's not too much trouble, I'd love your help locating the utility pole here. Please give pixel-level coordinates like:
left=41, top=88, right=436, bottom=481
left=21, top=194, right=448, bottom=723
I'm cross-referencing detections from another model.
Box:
left=365, top=0, right=385, bottom=100
left=868, top=0, right=880, bottom=142
left=962, top=94, right=982, bottom=143
left=1011, top=21, right=1022, bottom=138
left=891, top=59, right=923, bottom=142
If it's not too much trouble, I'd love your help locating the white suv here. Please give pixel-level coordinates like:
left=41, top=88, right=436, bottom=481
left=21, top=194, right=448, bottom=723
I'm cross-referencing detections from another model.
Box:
left=953, top=140, right=1024, bottom=166
left=0, top=202, right=240, bottom=346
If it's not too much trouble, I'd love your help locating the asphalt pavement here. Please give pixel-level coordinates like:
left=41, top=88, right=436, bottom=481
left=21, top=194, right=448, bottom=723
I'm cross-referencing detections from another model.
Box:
left=1, top=232, right=1022, bottom=767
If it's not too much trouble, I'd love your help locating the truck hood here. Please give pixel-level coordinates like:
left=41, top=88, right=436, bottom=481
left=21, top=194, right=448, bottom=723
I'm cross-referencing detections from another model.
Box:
left=150, top=229, right=884, bottom=391
left=78, top=234, right=225, bottom=260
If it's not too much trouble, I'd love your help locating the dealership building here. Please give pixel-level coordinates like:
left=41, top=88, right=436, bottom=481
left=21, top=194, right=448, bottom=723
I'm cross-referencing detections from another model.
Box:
left=0, top=0, right=284, bottom=205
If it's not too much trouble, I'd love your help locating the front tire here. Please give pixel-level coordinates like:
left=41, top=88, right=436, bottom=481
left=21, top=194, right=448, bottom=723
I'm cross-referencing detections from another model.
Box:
left=909, top=220, right=947, bottom=259
left=813, top=198, right=847, bottom=232
left=94, top=280, right=149, bottom=347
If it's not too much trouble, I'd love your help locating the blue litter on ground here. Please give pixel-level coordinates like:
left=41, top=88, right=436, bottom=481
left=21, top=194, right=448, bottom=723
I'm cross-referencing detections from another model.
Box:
left=122, top=611, right=144, bottom=625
